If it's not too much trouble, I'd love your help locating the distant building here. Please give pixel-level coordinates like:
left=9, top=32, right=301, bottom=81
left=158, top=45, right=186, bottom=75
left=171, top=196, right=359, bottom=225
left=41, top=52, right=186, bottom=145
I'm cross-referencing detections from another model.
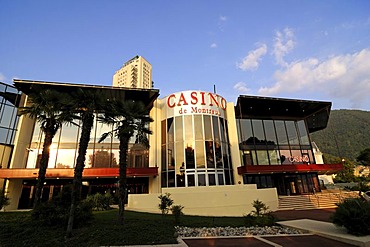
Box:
left=112, top=56, right=152, bottom=89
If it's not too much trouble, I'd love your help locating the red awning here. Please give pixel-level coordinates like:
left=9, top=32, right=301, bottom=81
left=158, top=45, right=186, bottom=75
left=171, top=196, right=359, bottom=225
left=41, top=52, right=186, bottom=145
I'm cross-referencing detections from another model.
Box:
left=0, top=167, right=158, bottom=179
left=237, top=163, right=343, bottom=175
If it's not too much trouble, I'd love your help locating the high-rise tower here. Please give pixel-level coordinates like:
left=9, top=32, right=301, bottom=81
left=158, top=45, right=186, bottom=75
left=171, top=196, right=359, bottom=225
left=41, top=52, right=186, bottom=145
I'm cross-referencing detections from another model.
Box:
left=112, top=56, right=152, bottom=89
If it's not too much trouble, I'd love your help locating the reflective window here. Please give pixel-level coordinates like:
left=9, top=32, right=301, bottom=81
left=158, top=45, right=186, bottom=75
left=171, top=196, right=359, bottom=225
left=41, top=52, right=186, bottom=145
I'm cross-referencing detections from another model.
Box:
left=175, top=117, right=183, bottom=141
left=297, top=120, right=310, bottom=145
left=252, top=120, right=265, bottom=145
left=286, top=121, right=299, bottom=145
left=162, top=114, right=233, bottom=187
left=275, top=120, right=288, bottom=145
left=194, top=115, right=203, bottom=140
left=264, top=120, right=277, bottom=146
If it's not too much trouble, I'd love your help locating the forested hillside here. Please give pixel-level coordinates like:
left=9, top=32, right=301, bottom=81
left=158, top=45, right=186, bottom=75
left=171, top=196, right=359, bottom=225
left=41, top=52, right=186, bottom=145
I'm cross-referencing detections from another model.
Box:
left=311, top=109, right=370, bottom=161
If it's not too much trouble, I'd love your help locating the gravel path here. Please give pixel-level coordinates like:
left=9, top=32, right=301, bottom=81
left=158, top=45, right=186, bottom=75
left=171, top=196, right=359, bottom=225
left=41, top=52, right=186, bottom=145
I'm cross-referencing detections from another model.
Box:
left=175, top=226, right=304, bottom=237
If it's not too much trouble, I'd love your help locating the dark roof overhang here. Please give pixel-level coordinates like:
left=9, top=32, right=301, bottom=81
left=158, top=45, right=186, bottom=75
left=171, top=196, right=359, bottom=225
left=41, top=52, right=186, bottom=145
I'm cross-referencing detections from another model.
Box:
left=235, top=95, right=332, bottom=133
left=0, top=82, right=22, bottom=107
left=13, top=79, right=160, bottom=110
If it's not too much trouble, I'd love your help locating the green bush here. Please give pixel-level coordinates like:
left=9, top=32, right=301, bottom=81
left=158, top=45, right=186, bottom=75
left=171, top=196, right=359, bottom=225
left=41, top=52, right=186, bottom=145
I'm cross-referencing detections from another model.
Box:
left=331, top=198, right=370, bottom=236
left=0, top=189, right=10, bottom=210
left=158, top=193, right=173, bottom=215
left=244, top=199, right=276, bottom=227
left=85, top=193, right=113, bottom=211
left=31, top=186, right=93, bottom=227
left=171, top=204, right=184, bottom=223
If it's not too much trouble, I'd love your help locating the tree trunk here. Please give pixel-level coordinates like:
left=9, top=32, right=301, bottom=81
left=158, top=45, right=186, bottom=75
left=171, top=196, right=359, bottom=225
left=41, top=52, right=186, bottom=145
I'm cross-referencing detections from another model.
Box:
left=66, top=112, right=94, bottom=237
left=33, top=130, right=54, bottom=209
left=118, top=134, right=130, bottom=224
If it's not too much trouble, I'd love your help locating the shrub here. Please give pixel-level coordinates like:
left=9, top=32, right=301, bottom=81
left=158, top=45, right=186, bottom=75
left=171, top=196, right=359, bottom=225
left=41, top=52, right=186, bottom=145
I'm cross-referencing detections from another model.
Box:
left=244, top=199, right=276, bottom=227
left=331, top=198, right=370, bottom=236
left=158, top=193, right=173, bottom=215
left=0, top=189, right=10, bottom=210
left=171, top=205, right=184, bottom=223
left=32, top=186, right=93, bottom=227
left=85, top=193, right=113, bottom=211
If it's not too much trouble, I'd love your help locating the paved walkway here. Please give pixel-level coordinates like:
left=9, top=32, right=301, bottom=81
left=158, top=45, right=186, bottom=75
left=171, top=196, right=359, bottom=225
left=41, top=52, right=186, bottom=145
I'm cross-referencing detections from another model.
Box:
left=181, top=209, right=370, bottom=247
left=124, top=208, right=369, bottom=246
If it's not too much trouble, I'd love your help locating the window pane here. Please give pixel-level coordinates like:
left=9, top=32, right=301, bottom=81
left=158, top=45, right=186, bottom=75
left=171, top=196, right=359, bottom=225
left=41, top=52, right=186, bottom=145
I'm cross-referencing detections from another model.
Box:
left=209, top=174, right=216, bottom=186
left=194, top=115, right=203, bottom=140
left=195, top=140, right=205, bottom=168
left=175, top=117, right=183, bottom=141
left=286, top=121, right=299, bottom=145
left=269, top=149, right=280, bottom=165
left=256, top=150, right=269, bottom=165
left=252, top=120, right=265, bottom=145
left=275, top=120, right=288, bottom=145
left=0, top=105, right=16, bottom=128
left=184, top=115, right=193, bottom=143
left=187, top=174, right=195, bottom=187
left=297, top=120, right=310, bottom=145
left=175, top=142, right=184, bottom=170
left=264, top=120, right=277, bottom=146
left=212, top=116, right=220, bottom=142
left=185, top=145, right=195, bottom=169
left=204, top=115, right=212, bottom=140
left=198, top=174, right=206, bottom=186
left=215, top=142, right=222, bottom=168
left=218, top=174, right=224, bottom=185
left=239, top=119, right=253, bottom=144
left=280, top=149, right=292, bottom=164
left=167, top=118, right=174, bottom=143
left=205, top=141, right=215, bottom=168
left=219, top=118, right=226, bottom=142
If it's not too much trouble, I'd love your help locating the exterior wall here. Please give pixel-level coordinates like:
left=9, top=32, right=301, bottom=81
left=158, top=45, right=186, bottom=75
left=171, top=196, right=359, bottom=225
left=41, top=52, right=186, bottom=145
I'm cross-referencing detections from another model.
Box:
left=225, top=102, right=243, bottom=184
left=4, top=179, right=23, bottom=210
left=127, top=184, right=278, bottom=216
left=112, top=56, right=152, bottom=89
left=149, top=99, right=162, bottom=193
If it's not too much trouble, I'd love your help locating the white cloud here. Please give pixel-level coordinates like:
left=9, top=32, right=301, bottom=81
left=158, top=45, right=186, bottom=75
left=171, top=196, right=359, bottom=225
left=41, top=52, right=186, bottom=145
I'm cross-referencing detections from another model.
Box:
left=210, top=43, right=217, bottom=48
left=258, top=48, right=370, bottom=108
left=233, top=82, right=250, bottom=93
left=220, top=16, right=227, bottom=22
left=273, top=28, right=296, bottom=67
left=237, top=44, right=267, bottom=71
left=0, top=73, right=6, bottom=81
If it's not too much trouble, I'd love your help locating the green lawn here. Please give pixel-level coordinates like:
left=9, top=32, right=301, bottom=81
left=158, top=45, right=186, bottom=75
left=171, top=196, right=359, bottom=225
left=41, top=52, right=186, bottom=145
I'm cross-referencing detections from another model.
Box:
left=0, top=209, right=246, bottom=246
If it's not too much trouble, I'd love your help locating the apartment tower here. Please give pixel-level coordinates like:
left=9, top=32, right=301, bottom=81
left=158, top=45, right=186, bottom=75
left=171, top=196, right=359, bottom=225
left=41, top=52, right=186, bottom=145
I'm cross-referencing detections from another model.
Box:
left=112, top=56, right=152, bottom=88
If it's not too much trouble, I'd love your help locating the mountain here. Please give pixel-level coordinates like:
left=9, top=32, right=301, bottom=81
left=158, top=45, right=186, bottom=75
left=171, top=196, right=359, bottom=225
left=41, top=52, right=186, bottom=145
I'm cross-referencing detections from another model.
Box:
left=310, top=109, right=370, bottom=161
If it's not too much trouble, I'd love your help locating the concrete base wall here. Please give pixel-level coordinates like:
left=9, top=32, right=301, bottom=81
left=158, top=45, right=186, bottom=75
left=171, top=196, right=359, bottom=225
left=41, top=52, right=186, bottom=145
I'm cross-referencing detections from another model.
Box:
left=127, top=184, right=278, bottom=217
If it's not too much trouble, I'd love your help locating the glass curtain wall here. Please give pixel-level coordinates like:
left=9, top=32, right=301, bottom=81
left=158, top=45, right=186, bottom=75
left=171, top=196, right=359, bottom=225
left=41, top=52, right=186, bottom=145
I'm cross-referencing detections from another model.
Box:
left=26, top=113, right=149, bottom=169
left=0, top=82, right=21, bottom=170
left=238, top=119, right=314, bottom=166
left=161, top=115, right=233, bottom=188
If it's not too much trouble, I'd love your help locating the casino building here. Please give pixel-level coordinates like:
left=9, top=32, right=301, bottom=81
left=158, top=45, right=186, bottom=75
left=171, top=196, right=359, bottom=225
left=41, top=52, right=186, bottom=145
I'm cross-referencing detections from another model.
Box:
left=0, top=79, right=342, bottom=216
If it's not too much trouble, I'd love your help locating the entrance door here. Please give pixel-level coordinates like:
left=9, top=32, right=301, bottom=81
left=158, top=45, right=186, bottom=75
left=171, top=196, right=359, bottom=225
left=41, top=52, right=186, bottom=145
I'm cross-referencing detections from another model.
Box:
left=284, top=177, right=299, bottom=195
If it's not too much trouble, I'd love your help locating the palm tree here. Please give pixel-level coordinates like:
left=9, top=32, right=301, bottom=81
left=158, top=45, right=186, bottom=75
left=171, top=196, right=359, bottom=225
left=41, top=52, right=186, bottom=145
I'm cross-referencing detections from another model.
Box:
left=99, top=100, right=153, bottom=224
left=19, top=89, right=75, bottom=208
left=66, top=88, right=106, bottom=237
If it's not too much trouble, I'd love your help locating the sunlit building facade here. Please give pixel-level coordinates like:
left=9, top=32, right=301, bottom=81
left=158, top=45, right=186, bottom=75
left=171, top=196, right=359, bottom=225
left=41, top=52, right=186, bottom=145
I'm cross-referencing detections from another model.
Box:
left=0, top=79, right=343, bottom=215
left=112, top=56, right=152, bottom=89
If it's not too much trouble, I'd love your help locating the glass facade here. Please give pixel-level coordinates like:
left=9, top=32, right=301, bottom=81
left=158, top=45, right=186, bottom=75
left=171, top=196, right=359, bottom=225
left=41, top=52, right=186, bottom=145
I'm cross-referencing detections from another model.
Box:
left=161, top=114, right=234, bottom=188
left=26, top=113, right=149, bottom=169
left=237, top=117, right=321, bottom=195
left=238, top=119, right=314, bottom=166
left=0, top=82, right=21, bottom=170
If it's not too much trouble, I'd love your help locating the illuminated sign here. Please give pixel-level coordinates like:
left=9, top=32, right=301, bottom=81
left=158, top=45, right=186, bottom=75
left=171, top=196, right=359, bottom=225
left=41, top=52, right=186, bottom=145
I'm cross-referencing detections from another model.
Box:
left=164, top=91, right=227, bottom=118
left=288, top=155, right=309, bottom=163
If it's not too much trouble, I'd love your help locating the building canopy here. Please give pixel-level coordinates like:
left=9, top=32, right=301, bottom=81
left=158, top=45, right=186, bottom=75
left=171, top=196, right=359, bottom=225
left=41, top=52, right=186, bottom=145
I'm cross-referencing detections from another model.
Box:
left=13, top=79, right=160, bottom=109
left=235, top=95, right=331, bottom=133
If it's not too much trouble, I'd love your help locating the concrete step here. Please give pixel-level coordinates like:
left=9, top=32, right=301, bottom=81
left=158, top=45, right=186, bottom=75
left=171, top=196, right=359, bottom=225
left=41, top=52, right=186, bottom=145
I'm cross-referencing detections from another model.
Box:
left=277, top=191, right=360, bottom=211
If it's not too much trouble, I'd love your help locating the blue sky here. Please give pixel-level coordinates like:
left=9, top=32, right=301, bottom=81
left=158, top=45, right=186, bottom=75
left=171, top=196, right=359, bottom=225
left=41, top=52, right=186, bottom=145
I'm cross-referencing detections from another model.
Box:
left=1, top=0, right=370, bottom=110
